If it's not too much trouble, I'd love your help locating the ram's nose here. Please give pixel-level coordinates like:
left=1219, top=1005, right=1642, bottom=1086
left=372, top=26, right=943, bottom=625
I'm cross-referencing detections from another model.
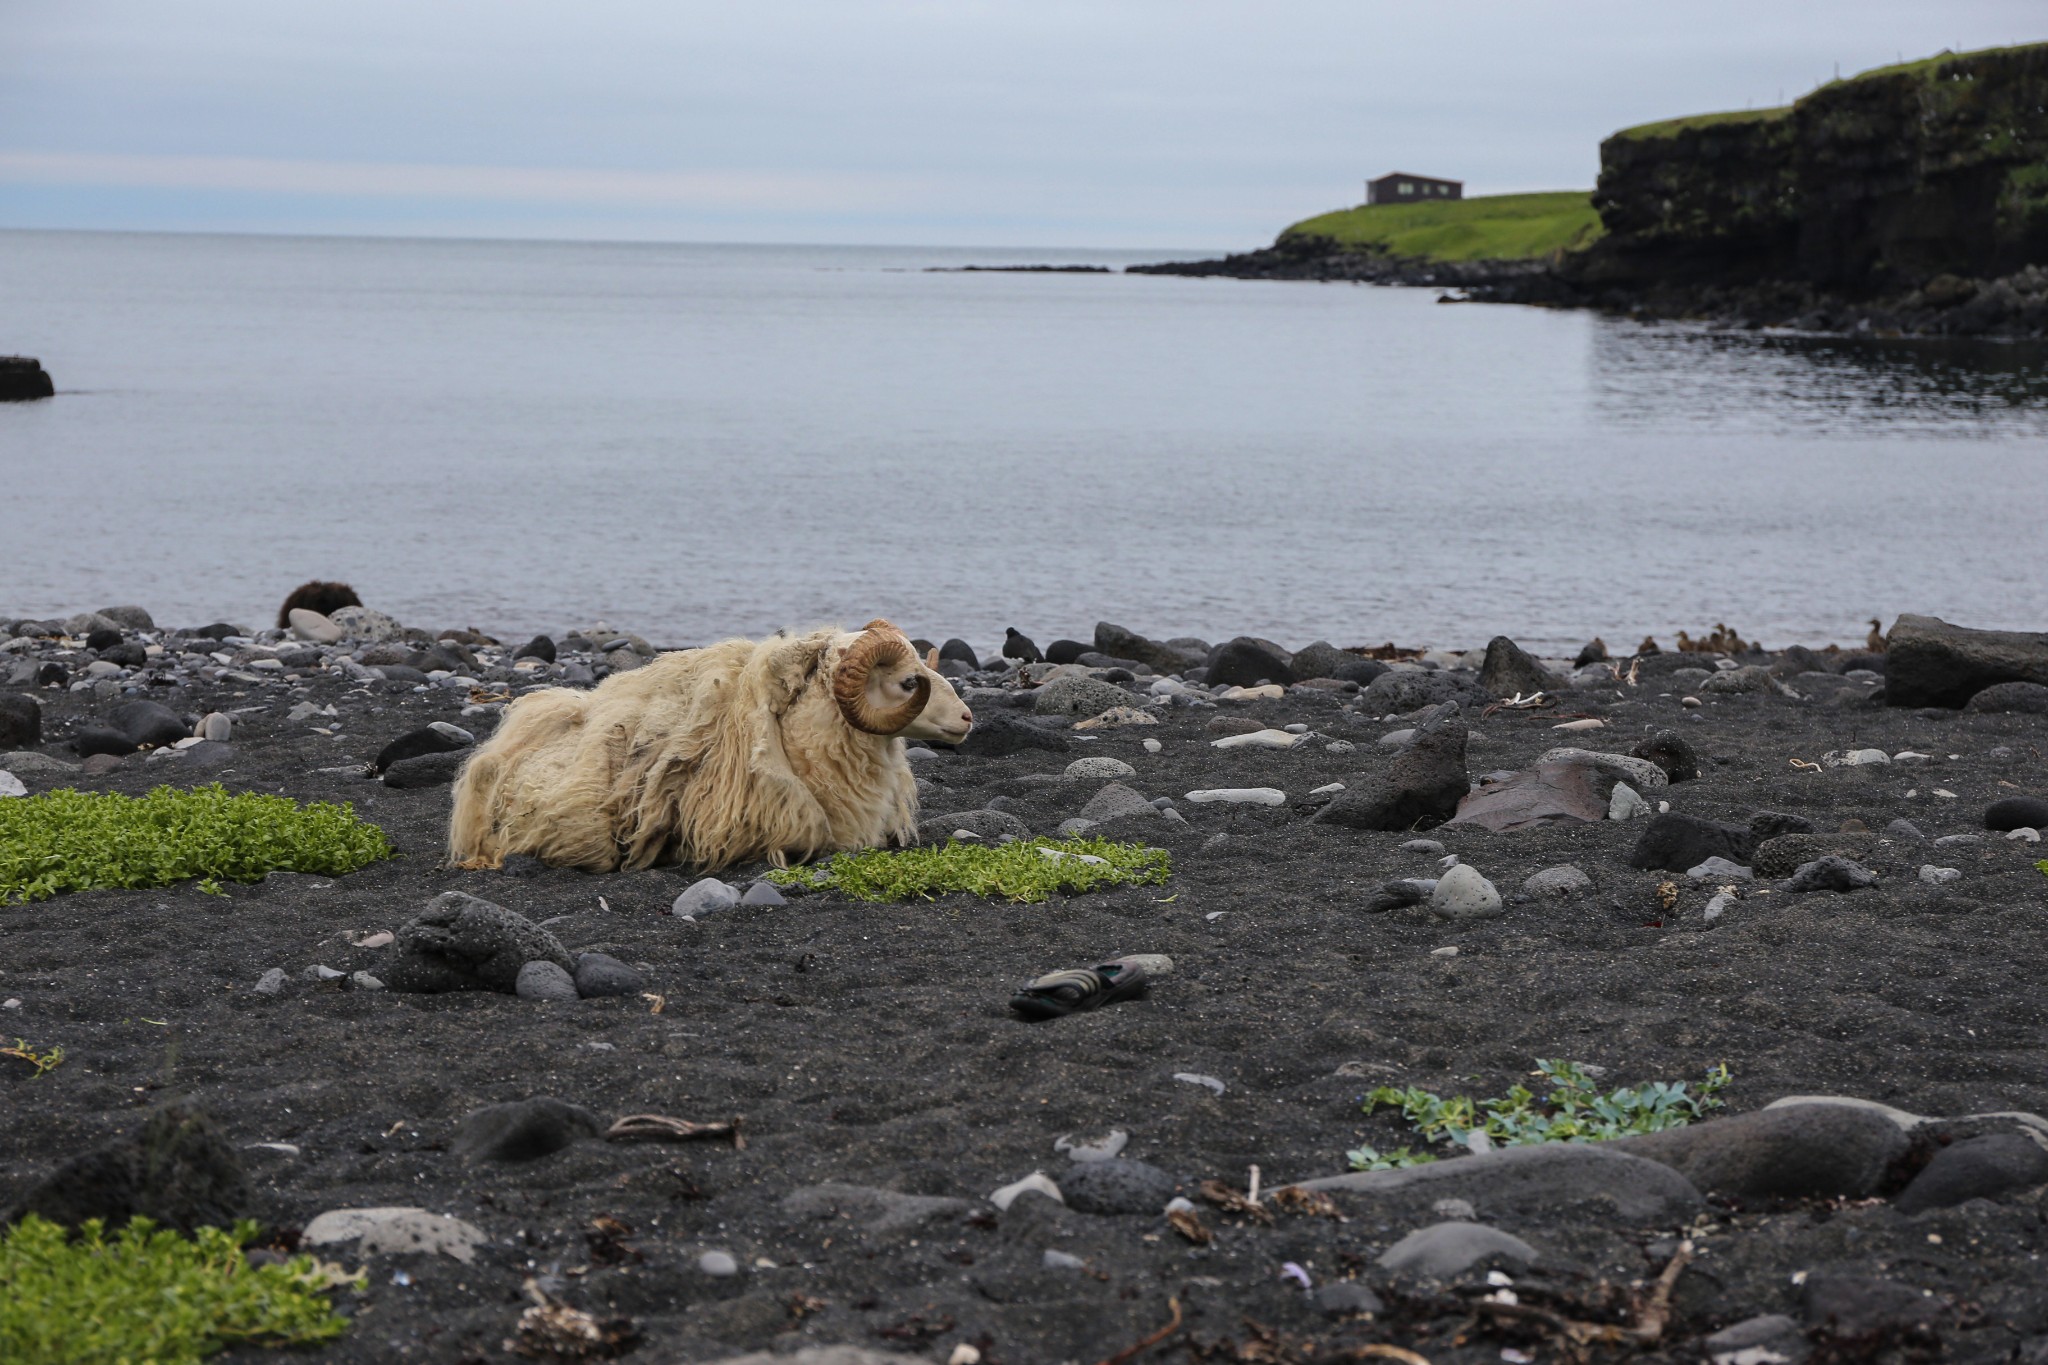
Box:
left=958, top=709, right=974, bottom=726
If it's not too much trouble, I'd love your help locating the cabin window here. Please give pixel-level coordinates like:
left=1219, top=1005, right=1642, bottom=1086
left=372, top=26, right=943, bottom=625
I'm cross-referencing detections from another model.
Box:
left=1399, top=183, right=1414, bottom=195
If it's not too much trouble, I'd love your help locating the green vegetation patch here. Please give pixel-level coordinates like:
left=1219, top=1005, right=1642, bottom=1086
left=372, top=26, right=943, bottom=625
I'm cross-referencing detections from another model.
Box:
left=1281, top=191, right=1602, bottom=263
left=1613, top=105, right=1792, bottom=143
left=1347, top=1058, right=1731, bottom=1170
left=0, top=783, right=393, bottom=904
left=766, top=836, right=1170, bottom=904
left=0, top=1217, right=354, bottom=1365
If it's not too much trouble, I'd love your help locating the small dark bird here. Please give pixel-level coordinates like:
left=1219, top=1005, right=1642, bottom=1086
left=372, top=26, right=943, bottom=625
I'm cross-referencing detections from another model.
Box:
left=1636, top=635, right=1662, bottom=656
left=1574, top=637, right=1608, bottom=668
left=1002, top=627, right=1042, bottom=663
left=278, top=579, right=363, bottom=628
left=1675, top=630, right=1696, bottom=653
left=1866, top=618, right=1888, bottom=652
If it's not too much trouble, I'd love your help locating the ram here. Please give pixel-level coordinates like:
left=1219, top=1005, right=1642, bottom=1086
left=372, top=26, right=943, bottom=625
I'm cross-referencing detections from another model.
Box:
left=447, top=619, right=972, bottom=872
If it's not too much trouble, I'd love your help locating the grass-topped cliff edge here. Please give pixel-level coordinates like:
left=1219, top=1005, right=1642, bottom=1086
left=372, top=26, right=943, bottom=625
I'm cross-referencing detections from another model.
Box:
left=1279, top=190, right=1602, bottom=264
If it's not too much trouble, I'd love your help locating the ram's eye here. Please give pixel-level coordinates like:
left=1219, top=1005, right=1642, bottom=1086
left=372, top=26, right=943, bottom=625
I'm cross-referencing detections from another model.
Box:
left=901, top=677, right=919, bottom=692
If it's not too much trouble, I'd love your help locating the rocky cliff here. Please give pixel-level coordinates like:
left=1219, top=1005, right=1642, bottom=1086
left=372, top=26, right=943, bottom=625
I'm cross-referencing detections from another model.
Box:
left=1504, top=43, right=2048, bottom=335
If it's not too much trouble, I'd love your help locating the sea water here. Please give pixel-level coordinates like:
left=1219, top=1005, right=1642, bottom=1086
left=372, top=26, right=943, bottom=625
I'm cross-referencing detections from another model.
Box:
left=3, top=228, right=2045, bottom=654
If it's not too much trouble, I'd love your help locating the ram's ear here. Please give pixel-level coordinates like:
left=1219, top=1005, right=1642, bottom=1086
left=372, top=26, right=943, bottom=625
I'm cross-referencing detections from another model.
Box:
left=759, top=632, right=830, bottom=713
left=925, top=646, right=940, bottom=671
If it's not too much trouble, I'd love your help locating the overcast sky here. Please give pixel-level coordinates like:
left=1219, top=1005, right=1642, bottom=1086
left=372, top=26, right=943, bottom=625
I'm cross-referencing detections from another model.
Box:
left=1, top=1, right=2040, bottom=249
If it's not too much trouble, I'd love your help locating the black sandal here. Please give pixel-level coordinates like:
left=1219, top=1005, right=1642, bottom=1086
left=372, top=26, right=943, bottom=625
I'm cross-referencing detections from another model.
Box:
left=1009, top=955, right=1155, bottom=1021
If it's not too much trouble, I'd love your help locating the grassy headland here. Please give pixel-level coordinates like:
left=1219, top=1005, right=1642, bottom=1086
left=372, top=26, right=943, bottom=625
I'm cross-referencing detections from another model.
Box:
left=1278, top=191, right=1602, bottom=263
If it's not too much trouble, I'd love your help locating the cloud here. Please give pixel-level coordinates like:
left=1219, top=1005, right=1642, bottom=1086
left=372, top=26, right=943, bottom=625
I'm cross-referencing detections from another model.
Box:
left=0, top=150, right=935, bottom=213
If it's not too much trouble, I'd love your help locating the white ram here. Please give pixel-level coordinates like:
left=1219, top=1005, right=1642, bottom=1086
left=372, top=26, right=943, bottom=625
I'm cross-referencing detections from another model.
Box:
left=446, top=619, right=972, bottom=872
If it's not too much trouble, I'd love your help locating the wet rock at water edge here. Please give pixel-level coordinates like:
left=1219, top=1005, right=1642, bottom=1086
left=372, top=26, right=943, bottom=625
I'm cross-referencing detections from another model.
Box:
left=1205, top=636, right=1295, bottom=688
left=1885, top=613, right=2048, bottom=708
left=1478, top=635, right=1560, bottom=698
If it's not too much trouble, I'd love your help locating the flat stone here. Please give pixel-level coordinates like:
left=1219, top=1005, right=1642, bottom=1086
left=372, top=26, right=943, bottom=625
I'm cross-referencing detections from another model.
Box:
left=1918, top=864, right=1962, bottom=885
left=251, top=968, right=288, bottom=996
left=358, top=1210, right=487, bottom=1263
left=1687, top=856, right=1752, bottom=882
left=1539, top=747, right=1670, bottom=790
left=1893, top=1132, right=2048, bottom=1214
left=1183, top=787, right=1285, bottom=805
left=1296, top=1143, right=1701, bottom=1222
left=1522, top=865, right=1592, bottom=899
left=1450, top=761, right=1606, bottom=831
left=1609, top=1104, right=1907, bottom=1198
left=780, top=1183, right=975, bottom=1236
left=451, top=1097, right=603, bottom=1163
left=381, top=750, right=466, bottom=789
left=1209, top=728, right=1305, bottom=750
left=1033, top=675, right=1134, bottom=720
left=1377, top=1221, right=1538, bottom=1278
left=287, top=608, right=345, bottom=644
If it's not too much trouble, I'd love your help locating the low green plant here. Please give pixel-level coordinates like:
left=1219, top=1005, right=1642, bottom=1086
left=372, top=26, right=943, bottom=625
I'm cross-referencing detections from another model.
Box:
left=765, top=836, right=1170, bottom=904
left=1282, top=191, right=1603, bottom=264
left=1347, top=1059, right=1730, bottom=1170
left=0, top=1216, right=355, bottom=1364
left=1, top=1038, right=64, bottom=1078
left=0, top=783, right=393, bottom=904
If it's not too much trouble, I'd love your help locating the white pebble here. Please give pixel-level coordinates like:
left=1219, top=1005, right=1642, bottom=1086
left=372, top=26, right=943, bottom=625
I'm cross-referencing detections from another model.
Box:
left=990, top=1172, right=1064, bottom=1210
left=1430, top=946, right=1459, bottom=958
left=1309, top=781, right=1346, bottom=795
left=2006, top=827, right=2041, bottom=843
left=1210, top=729, right=1305, bottom=750
left=1918, top=865, right=1962, bottom=885
left=1142, top=738, right=1162, bottom=754
left=1184, top=788, right=1285, bottom=805
left=1173, top=1072, right=1226, bottom=1095
left=697, top=1250, right=739, bottom=1277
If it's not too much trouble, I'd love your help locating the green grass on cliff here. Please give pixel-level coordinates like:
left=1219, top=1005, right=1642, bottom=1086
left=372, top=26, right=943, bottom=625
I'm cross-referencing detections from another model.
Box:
left=1279, top=191, right=1601, bottom=263
left=1615, top=40, right=2048, bottom=141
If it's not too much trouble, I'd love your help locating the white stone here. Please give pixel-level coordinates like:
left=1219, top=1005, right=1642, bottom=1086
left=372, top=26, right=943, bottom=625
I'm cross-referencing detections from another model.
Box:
left=1540, top=747, right=1670, bottom=790
left=1687, top=856, right=1752, bottom=882
left=1184, top=787, right=1285, bottom=805
left=1173, top=1072, right=1227, bottom=1094
left=305, top=1207, right=485, bottom=1264
left=1054, top=1129, right=1129, bottom=1162
left=1703, top=892, right=1739, bottom=921
left=1918, top=865, right=1962, bottom=885
left=287, top=608, right=344, bottom=644
left=1430, top=946, right=1459, bottom=957
left=1681, top=696, right=1702, bottom=707
left=427, top=721, right=474, bottom=745
left=1841, top=748, right=1890, bottom=766
left=1428, top=864, right=1503, bottom=921
left=1893, top=751, right=1934, bottom=763
left=2006, top=827, right=2041, bottom=843
left=1552, top=718, right=1605, bottom=731
left=1142, top=738, right=1162, bottom=754
left=990, top=1172, right=1064, bottom=1210
left=198, top=712, right=231, bottom=742
left=1324, top=739, right=1356, bottom=754
left=698, top=1249, right=739, bottom=1277
left=1218, top=684, right=1285, bottom=701
left=0, top=771, right=24, bottom=798
left=1608, top=782, right=1650, bottom=820
left=1210, top=728, right=1305, bottom=750
left=1309, top=781, right=1346, bottom=795
left=1065, top=756, right=1136, bottom=780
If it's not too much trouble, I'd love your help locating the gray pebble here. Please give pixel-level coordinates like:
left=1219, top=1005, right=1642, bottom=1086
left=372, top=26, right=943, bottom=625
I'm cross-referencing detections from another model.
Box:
left=673, top=877, right=741, bottom=916
left=1042, top=1249, right=1086, bottom=1270
left=1066, top=756, right=1136, bottom=780
left=253, top=968, right=288, bottom=996
left=514, top=959, right=580, bottom=1001
left=698, top=1250, right=739, bottom=1277
left=740, top=880, right=787, bottom=906
left=573, top=952, right=645, bottom=998
left=349, top=971, right=385, bottom=991
left=1400, top=839, right=1446, bottom=855
left=1378, top=1221, right=1539, bottom=1278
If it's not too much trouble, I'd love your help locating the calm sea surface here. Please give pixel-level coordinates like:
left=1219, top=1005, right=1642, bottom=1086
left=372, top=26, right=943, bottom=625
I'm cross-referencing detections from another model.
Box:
left=4, top=229, right=2046, bottom=656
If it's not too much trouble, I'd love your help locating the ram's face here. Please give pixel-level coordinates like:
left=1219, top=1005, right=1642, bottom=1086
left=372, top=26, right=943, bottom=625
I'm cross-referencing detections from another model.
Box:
left=831, top=621, right=974, bottom=743
left=898, top=649, right=974, bottom=745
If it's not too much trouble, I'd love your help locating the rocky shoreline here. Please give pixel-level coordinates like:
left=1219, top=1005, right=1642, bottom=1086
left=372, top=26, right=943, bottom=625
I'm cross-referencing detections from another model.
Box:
left=5, top=603, right=2048, bottom=1363
left=1124, top=240, right=2048, bottom=340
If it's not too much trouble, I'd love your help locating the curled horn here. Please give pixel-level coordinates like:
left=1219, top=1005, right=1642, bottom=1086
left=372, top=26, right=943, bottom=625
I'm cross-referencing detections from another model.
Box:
left=833, top=622, right=930, bottom=735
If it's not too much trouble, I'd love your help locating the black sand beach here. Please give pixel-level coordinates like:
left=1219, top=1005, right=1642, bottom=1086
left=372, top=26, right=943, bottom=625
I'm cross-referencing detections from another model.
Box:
left=4, top=610, right=2047, bottom=1364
